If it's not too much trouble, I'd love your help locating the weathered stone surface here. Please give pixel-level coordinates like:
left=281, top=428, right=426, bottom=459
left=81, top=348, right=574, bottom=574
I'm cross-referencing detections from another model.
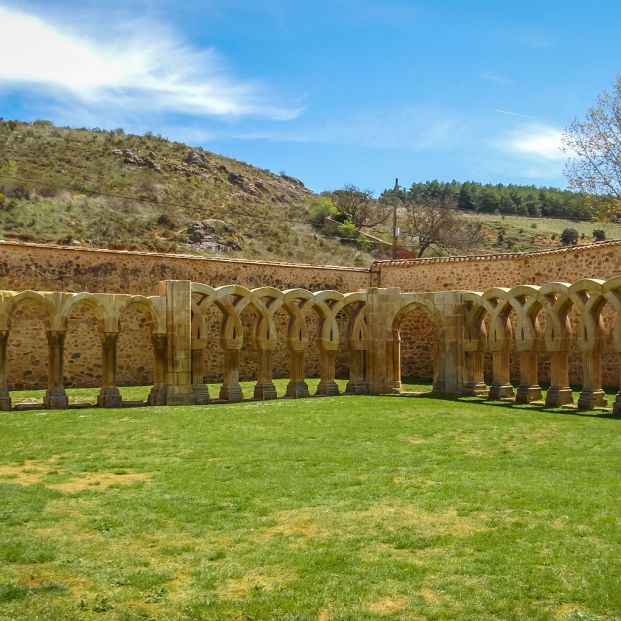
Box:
left=186, top=219, right=242, bottom=253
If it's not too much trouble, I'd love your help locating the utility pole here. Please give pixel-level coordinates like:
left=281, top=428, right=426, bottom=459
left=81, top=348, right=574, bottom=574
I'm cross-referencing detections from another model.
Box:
left=391, top=178, right=400, bottom=260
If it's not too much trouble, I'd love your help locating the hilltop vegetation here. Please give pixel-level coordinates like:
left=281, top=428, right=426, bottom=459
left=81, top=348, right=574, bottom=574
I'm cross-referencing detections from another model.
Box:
left=0, top=120, right=374, bottom=266
left=0, top=120, right=615, bottom=265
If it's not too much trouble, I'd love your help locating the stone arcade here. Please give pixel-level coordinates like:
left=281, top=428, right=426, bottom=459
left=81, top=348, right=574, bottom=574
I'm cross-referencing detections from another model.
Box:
left=1, top=276, right=620, bottom=414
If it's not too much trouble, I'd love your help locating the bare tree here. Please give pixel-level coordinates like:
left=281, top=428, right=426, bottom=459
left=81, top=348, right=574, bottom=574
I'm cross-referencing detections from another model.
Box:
left=403, top=196, right=483, bottom=257
left=563, top=75, right=621, bottom=219
left=331, top=184, right=390, bottom=230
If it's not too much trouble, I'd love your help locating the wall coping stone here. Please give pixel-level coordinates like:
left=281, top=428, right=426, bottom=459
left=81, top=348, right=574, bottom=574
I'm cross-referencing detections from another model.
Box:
left=373, top=240, right=621, bottom=266
left=0, top=240, right=369, bottom=273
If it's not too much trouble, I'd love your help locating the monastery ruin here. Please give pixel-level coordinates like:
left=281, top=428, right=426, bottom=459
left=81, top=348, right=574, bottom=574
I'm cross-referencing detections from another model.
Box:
left=1, top=239, right=621, bottom=412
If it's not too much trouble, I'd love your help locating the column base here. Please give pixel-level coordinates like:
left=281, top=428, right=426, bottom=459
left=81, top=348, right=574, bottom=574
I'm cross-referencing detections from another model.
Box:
left=462, top=382, right=488, bottom=397
left=219, top=383, right=243, bottom=402
left=515, top=385, right=542, bottom=404
left=286, top=380, right=309, bottom=398
left=0, top=388, right=11, bottom=411
left=192, top=384, right=211, bottom=405
left=147, top=385, right=167, bottom=406
left=97, top=387, right=123, bottom=408
left=577, top=389, right=607, bottom=410
left=488, top=384, right=514, bottom=400
left=613, top=392, right=621, bottom=415
left=44, top=388, right=68, bottom=410
left=165, top=386, right=196, bottom=406
left=316, top=380, right=340, bottom=396
left=545, top=387, right=573, bottom=408
left=254, top=382, right=277, bottom=400
left=345, top=380, right=369, bottom=395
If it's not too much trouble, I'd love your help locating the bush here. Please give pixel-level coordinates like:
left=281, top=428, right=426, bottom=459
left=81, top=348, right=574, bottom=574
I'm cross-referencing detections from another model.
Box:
left=308, top=197, right=338, bottom=227
left=593, top=229, right=606, bottom=241
left=560, top=227, right=579, bottom=246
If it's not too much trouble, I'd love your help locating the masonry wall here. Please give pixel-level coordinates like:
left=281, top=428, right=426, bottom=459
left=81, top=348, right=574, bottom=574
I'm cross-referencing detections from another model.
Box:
left=3, top=239, right=621, bottom=390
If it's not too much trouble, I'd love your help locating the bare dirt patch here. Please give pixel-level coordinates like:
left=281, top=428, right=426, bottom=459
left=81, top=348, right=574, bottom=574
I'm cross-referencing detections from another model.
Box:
left=48, top=472, right=152, bottom=493
left=419, top=588, right=441, bottom=604
left=219, top=568, right=294, bottom=599
left=367, top=595, right=408, bottom=615
left=0, top=455, right=62, bottom=485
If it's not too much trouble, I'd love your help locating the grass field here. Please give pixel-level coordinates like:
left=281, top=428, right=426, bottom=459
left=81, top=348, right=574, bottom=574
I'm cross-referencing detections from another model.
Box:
left=1, top=381, right=621, bottom=620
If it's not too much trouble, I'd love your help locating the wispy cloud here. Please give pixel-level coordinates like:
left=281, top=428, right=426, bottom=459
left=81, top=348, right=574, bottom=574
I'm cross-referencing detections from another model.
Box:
left=481, top=72, right=514, bottom=85
left=502, top=123, right=565, bottom=161
left=234, top=106, right=479, bottom=151
left=495, top=109, right=536, bottom=120
left=0, top=4, right=301, bottom=122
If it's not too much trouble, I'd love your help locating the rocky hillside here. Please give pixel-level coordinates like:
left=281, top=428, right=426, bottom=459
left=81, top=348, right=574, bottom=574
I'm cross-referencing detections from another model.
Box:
left=0, top=120, right=374, bottom=266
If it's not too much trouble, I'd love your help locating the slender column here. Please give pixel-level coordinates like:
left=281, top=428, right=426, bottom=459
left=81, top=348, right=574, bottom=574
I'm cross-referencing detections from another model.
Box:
left=462, top=351, right=487, bottom=397
left=148, top=333, right=168, bottom=405
left=97, top=332, right=122, bottom=408
left=316, top=348, right=339, bottom=396
left=431, top=336, right=447, bottom=394
left=390, top=333, right=401, bottom=393
left=286, top=349, right=309, bottom=398
left=254, top=350, right=277, bottom=400
left=545, top=350, right=573, bottom=407
left=191, top=343, right=210, bottom=404
left=487, top=350, right=514, bottom=400
left=0, top=331, right=11, bottom=411
left=44, top=330, right=68, bottom=409
left=515, top=351, right=542, bottom=403
left=577, top=351, right=607, bottom=409
left=219, top=349, right=243, bottom=402
left=345, top=349, right=368, bottom=394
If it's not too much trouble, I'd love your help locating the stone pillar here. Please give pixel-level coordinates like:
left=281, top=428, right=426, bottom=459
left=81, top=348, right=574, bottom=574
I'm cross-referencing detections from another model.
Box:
left=316, top=348, right=339, bottom=396
left=254, top=349, right=277, bottom=400
left=162, top=280, right=195, bottom=406
left=545, top=350, right=573, bottom=407
left=44, top=330, right=68, bottom=409
left=286, top=349, right=309, bottom=398
left=389, top=330, right=401, bottom=393
left=148, top=333, right=168, bottom=405
left=345, top=349, right=368, bottom=394
left=488, top=350, right=514, bottom=400
left=430, top=334, right=446, bottom=394
left=577, top=350, right=607, bottom=409
left=462, top=350, right=487, bottom=397
left=190, top=340, right=210, bottom=404
left=97, top=331, right=122, bottom=408
left=0, top=331, right=11, bottom=411
left=515, top=351, right=542, bottom=403
left=219, top=348, right=243, bottom=402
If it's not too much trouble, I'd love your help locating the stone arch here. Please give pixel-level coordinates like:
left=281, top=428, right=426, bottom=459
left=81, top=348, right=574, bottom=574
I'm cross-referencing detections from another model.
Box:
left=392, top=294, right=442, bottom=393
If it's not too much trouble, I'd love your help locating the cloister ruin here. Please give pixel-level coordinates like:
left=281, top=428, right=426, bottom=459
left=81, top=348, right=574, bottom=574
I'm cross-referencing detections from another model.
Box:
left=1, top=272, right=621, bottom=414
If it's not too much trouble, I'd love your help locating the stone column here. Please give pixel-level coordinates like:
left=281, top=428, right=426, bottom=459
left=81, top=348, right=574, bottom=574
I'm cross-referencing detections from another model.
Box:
left=0, top=331, right=11, bottom=411
left=316, top=347, right=339, bottom=396
left=148, top=333, right=168, bottom=405
left=97, top=331, right=122, bottom=408
left=163, top=280, right=195, bottom=406
left=462, top=350, right=487, bottom=396
left=219, top=348, right=243, bottom=402
left=388, top=330, right=402, bottom=393
left=345, top=349, right=368, bottom=394
left=487, top=350, right=514, bottom=400
left=254, top=349, right=277, bottom=400
left=286, top=348, right=309, bottom=398
left=515, top=351, right=542, bottom=403
left=44, top=330, right=68, bottom=409
left=191, top=340, right=210, bottom=404
left=614, top=362, right=621, bottom=414
left=545, top=350, right=573, bottom=407
left=430, top=334, right=446, bottom=394
left=577, top=350, right=607, bottom=409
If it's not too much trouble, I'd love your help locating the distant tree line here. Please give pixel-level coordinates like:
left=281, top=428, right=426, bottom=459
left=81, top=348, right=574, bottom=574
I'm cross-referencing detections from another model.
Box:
left=383, top=180, right=592, bottom=220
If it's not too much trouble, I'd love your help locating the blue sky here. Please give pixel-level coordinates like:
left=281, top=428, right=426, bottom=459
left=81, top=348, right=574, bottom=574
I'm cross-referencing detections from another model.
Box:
left=1, top=0, right=620, bottom=194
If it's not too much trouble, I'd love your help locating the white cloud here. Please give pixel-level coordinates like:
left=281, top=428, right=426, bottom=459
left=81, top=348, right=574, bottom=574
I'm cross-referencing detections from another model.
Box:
left=497, top=123, right=566, bottom=161
left=0, top=4, right=301, bottom=121
left=481, top=72, right=514, bottom=85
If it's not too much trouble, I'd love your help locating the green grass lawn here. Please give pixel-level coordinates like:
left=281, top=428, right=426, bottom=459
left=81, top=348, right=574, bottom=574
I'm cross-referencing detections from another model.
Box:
left=1, top=382, right=620, bottom=620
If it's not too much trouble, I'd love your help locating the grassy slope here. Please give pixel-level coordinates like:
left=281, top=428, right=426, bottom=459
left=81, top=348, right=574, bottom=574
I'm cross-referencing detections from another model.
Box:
left=0, top=121, right=373, bottom=266
left=1, top=384, right=620, bottom=620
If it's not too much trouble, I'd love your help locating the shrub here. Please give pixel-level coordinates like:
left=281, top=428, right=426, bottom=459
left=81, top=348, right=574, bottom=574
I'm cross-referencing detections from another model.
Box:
left=593, top=229, right=606, bottom=241
left=560, top=227, right=579, bottom=245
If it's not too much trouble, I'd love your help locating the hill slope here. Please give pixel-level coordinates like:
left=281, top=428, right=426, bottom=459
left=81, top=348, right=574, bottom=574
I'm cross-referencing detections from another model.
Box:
left=0, top=120, right=374, bottom=266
